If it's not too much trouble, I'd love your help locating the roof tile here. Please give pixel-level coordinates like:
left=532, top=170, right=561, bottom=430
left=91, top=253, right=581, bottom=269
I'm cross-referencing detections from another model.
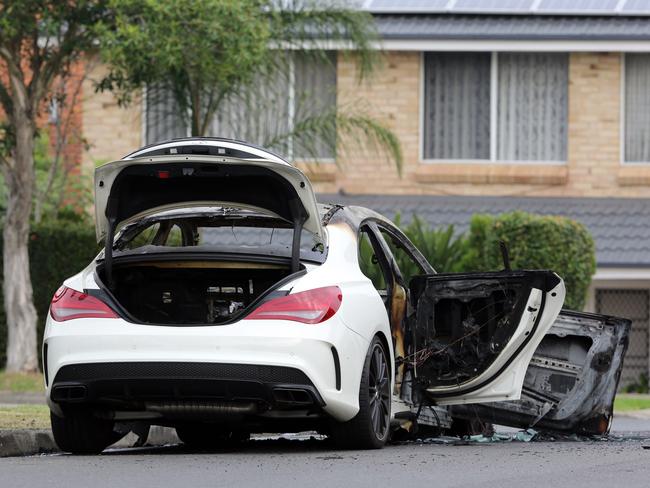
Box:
left=319, top=194, right=650, bottom=267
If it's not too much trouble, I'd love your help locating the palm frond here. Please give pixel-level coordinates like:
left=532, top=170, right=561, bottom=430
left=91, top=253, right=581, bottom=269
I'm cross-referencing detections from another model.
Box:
left=264, top=107, right=403, bottom=174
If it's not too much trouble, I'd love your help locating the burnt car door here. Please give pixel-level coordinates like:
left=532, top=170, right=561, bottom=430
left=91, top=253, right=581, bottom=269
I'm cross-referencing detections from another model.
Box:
left=449, top=310, right=631, bottom=435
left=408, top=270, right=565, bottom=405
left=372, top=223, right=566, bottom=406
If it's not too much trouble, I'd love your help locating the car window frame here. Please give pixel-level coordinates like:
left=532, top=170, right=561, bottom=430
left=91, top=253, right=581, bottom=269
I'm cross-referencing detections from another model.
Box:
left=357, top=222, right=394, bottom=299
left=372, top=221, right=435, bottom=288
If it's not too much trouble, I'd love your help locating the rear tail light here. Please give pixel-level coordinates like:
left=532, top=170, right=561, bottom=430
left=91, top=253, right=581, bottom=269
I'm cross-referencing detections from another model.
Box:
left=50, top=286, right=119, bottom=322
left=247, top=286, right=342, bottom=324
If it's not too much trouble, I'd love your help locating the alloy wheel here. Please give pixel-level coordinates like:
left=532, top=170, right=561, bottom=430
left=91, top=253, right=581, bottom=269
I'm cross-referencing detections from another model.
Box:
left=368, top=343, right=390, bottom=440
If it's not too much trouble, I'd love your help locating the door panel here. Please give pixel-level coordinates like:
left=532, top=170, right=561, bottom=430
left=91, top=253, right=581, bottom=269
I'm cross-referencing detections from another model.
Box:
left=450, top=310, right=631, bottom=435
left=408, top=270, right=565, bottom=404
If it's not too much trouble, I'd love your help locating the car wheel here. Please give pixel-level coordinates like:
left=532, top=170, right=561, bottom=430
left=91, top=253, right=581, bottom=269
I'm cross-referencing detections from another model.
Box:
left=50, top=410, right=120, bottom=454
left=331, top=336, right=391, bottom=449
left=176, top=424, right=250, bottom=449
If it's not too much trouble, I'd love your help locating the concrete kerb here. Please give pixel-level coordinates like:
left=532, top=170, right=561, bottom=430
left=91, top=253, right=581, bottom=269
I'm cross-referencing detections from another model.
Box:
left=0, top=426, right=180, bottom=457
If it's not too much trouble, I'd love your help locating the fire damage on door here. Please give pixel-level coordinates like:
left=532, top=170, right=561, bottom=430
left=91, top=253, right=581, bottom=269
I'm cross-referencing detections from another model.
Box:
left=384, top=241, right=630, bottom=438
left=449, top=310, right=631, bottom=436
left=394, top=273, right=630, bottom=438
left=324, top=204, right=631, bottom=440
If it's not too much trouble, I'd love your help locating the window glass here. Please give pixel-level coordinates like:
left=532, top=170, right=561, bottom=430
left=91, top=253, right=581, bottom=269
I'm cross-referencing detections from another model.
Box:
left=423, top=52, right=568, bottom=163
left=378, top=228, right=426, bottom=287
left=293, top=52, right=337, bottom=160
left=625, top=54, right=650, bottom=163
left=122, top=222, right=161, bottom=249
left=145, top=86, right=187, bottom=144
left=497, top=53, right=568, bottom=161
left=115, top=215, right=327, bottom=263
left=423, top=52, right=491, bottom=160
left=358, top=229, right=387, bottom=291
left=165, top=225, right=183, bottom=246
left=144, top=53, right=337, bottom=161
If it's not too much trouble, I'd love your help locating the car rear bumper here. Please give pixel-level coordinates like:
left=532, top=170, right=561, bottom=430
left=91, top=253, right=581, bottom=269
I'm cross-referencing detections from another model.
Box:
left=50, top=361, right=325, bottom=417
left=43, top=315, right=369, bottom=422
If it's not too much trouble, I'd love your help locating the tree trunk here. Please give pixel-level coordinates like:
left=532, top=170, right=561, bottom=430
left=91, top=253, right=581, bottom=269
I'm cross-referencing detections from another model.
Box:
left=3, top=115, right=38, bottom=372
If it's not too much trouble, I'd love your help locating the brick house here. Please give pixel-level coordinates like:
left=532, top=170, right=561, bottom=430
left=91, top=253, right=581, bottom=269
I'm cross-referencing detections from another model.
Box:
left=78, top=1, right=650, bottom=386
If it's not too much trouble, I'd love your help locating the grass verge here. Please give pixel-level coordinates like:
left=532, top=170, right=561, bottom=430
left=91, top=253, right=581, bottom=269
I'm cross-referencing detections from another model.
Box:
left=0, top=370, right=43, bottom=393
left=0, top=404, right=50, bottom=430
left=614, top=394, right=650, bottom=412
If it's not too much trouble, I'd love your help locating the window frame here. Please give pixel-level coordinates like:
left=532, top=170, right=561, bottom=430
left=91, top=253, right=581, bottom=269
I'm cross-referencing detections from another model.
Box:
left=357, top=223, right=393, bottom=296
left=621, top=53, right=650, bottom=165
left=374, top=222, right=434, bottom=283
left=420, top=51, right=568, bottom=166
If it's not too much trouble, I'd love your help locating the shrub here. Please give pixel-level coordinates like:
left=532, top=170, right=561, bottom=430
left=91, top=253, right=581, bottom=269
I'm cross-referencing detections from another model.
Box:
left=469, top=211, right=596, bottom=310
left=0, top=222, right=99, bottom=367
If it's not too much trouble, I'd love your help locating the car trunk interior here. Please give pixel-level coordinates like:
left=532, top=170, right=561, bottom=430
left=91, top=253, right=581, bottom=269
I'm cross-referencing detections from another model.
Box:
left=98, top=260, right=295, bottom=325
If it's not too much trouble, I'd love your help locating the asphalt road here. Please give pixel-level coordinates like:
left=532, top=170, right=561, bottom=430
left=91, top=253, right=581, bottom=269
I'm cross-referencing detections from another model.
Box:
left=2, top=417, right=649, bottom=488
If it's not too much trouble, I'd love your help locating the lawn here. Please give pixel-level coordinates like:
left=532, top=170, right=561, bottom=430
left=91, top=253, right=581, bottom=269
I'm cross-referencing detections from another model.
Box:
left=614, top=394, right=650, bottom=412
left=0, top=404, right=50, bottom=430
left=0, top=370, right=43, bottom=393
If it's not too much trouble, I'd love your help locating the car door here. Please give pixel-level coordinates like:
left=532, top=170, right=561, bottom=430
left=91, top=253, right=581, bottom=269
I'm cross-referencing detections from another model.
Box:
left=373, top=223, right=566, bottom=406
left=449, top=310, right=631, bottom=435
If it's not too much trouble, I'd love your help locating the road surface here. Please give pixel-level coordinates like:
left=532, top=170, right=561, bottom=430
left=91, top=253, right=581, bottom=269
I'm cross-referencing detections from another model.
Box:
left=1, top=416, right=649, bottom=488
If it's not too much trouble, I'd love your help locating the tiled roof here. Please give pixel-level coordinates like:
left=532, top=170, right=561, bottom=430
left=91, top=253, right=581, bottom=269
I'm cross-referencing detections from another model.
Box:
left=373, top=14, right=650, bottom=41
left=318, top=194, right=650, bottom=267
left=359, top=0, right=650, bottom=17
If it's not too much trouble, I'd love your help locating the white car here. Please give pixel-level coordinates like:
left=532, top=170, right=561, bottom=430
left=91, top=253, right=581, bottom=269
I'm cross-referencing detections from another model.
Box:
left=44, top=138, right=624, bottom=454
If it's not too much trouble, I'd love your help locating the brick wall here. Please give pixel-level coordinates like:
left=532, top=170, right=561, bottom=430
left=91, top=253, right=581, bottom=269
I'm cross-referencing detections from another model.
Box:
left=306, top=51, right=650, bottom=198
left=80, top=59, right=142, bottom=175
left=80, top=51, right=650, bottom=199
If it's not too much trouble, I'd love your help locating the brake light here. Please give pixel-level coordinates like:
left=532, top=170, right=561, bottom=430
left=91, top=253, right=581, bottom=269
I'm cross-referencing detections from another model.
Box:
left=247, top=286, right=342, bottom=324
left=50, top=286, right=119, bottom=322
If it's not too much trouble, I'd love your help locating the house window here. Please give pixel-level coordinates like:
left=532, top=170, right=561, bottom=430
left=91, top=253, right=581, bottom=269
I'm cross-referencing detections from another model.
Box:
left=144, top=52, right=337, bottom=161
left=422, top=52, right=568, bottom=163
left=423, top=53, right=490, bottom=160
left=624, top=54, right=650, bottom=163
left=145, top=88, right=187, bottom=145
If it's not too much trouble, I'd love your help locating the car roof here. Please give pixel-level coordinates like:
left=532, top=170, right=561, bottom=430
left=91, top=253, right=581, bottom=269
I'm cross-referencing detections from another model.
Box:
left=317, top=202, right=393, bottom=229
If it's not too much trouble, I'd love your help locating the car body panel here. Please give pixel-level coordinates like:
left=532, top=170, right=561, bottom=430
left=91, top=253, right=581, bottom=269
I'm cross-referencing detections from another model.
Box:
left=44, top=221, right=392, bottom=423
left=449, top=310, right=631, bottom=435
left=94, top=139, right=323, bottom=242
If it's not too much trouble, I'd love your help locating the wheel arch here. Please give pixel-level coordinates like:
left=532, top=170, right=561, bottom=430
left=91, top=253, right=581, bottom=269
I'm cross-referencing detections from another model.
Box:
left=373, top=330, right=394, bottom=391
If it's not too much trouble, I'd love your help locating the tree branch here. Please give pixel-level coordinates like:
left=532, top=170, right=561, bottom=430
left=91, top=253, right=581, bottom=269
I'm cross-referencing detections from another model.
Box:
left=0, top=79, right=14, bottom=120
left=0, top=45, right=28, bottom=111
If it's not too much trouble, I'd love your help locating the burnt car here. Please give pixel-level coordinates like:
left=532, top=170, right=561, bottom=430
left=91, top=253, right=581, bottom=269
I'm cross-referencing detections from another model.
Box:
left=43, top=138, right=630, bottom=453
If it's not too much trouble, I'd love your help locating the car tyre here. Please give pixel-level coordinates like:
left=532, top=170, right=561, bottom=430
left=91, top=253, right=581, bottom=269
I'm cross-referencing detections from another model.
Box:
left=330, top=336, right=391, bottom=449
left=50, top=410, right=120, bottom=454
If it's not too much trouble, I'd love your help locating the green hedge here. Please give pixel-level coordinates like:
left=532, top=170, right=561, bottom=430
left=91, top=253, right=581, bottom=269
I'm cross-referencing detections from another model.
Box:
left=360, top=211, right=595, bottom=311
left=469, top=211, right=596, bottom=310
left=0, top=222, right=99, bottom=366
